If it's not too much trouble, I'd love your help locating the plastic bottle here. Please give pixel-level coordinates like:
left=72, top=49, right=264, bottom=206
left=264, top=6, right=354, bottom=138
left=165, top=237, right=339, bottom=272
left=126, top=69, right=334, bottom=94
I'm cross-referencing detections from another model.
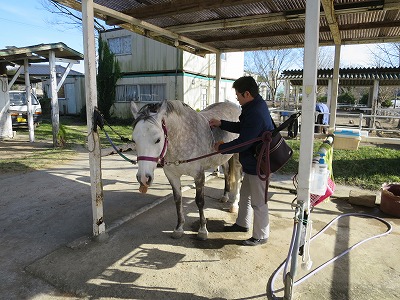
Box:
left=310, top=153, right=329, bottom=195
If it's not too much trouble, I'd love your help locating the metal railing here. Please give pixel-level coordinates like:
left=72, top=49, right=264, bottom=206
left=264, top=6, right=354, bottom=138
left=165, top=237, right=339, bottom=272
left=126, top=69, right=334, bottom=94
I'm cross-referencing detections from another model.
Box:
left=271, top=108, right=400, bottom=144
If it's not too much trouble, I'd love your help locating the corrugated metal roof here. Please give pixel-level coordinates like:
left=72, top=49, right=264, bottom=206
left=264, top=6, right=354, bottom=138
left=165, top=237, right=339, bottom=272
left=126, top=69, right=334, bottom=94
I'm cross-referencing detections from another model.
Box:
left=0, top=43, right=83, bottom=67
left=9, top=64, right=84, bottom=77
left=54, top=0, right=400, bottom=55
left=280, top=67, right=400, bottom=86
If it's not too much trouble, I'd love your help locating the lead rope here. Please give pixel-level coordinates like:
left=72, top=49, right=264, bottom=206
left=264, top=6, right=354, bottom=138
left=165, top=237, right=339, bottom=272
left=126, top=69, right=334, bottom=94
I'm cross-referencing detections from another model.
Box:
left=254, top=131, right=273, bottom=204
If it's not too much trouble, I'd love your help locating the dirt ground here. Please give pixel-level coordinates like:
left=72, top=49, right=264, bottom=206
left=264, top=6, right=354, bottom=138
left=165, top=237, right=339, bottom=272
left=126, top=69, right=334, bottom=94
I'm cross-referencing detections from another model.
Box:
left=1, top=133, right=399, bottom=300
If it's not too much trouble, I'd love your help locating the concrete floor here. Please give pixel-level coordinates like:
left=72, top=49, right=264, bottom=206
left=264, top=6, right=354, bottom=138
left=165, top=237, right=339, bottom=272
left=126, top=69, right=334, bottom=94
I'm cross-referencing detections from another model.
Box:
left=0, top=151, right=399, bottom=300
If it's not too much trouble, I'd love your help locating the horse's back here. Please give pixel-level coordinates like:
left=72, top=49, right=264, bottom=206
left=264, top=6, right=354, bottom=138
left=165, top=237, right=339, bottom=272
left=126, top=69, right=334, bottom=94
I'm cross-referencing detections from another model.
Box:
left=200, top=101, right=240, bottom=122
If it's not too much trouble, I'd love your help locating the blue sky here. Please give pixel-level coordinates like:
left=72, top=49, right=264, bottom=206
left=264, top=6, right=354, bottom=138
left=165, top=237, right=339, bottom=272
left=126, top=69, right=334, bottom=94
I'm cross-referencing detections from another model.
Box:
left=0, top=0, right=85, bottom=72
left=1, top=0, right=377, bottom=73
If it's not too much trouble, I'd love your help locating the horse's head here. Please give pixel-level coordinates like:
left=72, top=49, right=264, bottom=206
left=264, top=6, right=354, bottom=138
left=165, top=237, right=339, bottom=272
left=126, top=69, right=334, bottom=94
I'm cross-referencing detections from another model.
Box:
left=131, top=100, right=168, bottom=191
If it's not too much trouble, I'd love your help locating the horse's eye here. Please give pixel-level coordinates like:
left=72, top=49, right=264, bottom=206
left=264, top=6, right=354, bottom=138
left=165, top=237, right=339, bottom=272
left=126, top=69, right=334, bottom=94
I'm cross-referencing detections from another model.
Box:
left=155, top=138, right=160, bottom=144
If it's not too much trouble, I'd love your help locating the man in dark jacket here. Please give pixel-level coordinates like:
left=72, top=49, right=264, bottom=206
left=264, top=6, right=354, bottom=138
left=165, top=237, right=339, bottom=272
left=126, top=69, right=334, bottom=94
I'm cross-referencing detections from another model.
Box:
left=209, top=76, right=274, bottom=246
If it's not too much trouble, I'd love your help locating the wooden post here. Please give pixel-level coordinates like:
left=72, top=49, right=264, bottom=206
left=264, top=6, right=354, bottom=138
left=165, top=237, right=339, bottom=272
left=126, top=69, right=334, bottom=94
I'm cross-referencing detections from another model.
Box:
left=82, top=0, right=105, bottom=236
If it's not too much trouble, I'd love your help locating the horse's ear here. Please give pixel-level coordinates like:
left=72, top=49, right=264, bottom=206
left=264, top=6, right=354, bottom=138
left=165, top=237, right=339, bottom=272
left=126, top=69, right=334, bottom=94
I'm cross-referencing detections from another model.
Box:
left=158, top=100, right=168, bottom=117
left=131, top=101, right=140, bottom=119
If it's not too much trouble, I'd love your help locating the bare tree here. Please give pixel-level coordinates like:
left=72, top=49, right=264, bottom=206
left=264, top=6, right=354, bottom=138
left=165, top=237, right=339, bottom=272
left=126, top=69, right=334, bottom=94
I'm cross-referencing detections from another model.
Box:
left=41, top=0, right=107, bottom=32
left=369, top=43, right=400, bottom=67
left=245, top=49, right=301, bottom=105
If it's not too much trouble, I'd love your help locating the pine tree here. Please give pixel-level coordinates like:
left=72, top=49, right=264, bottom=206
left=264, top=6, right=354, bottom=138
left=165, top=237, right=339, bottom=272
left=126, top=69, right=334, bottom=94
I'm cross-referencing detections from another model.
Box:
left=97, top=37, right=121, bottom=120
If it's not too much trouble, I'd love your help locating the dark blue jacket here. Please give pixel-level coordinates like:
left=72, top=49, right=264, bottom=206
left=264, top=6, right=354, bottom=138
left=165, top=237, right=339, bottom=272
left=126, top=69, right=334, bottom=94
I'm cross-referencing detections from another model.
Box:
left=219, top=94, right=274, bottom=175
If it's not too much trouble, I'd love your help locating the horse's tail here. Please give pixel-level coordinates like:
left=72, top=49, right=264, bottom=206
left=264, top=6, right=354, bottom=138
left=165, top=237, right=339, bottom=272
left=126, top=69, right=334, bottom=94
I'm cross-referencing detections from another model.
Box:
left=228, top=153, right=242, bottom=188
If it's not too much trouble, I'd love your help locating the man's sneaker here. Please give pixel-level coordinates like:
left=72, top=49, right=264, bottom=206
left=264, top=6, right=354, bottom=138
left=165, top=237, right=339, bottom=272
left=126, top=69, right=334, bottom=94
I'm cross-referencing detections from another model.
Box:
left=224, top=223, right=249, bottom=232
left=242, top=237, right=267, bottom=246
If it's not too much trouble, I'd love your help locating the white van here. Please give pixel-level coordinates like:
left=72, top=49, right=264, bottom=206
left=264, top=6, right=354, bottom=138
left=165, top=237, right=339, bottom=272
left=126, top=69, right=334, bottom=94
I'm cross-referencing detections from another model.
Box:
left=391, top=99, right=400, bottom=108
left=8, top=91, right=42, bottom=127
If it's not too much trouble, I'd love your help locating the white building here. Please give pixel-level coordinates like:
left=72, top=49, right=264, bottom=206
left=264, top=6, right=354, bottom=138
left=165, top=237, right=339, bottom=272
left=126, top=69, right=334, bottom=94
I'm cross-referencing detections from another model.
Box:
left=100, top=28, right=244, bottom=119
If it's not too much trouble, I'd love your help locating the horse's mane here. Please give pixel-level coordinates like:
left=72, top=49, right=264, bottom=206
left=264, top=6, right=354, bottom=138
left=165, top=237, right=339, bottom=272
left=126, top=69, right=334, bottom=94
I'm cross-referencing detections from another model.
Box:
left=133, top=100, right=194, bottom=127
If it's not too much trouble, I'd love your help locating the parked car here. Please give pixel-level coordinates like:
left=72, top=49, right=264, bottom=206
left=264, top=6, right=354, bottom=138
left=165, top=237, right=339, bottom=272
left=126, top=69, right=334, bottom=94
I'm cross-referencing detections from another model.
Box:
left=8, top=91, right=42, bottom=127
left=391, top=99, right=400, bottom=108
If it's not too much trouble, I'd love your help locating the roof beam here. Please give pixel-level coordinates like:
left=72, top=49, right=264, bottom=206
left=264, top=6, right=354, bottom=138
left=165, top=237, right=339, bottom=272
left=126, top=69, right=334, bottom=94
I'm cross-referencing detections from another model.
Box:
left=113, top=0, right=263, bottom=22
left=158, top=0, right=392, bottom=34
left=54, top=0, right=219, bottom=54
left=321, top=0, right=341, bottom=45
left=166, top=13, right=288, bottom=34
left=197, top=21, right=400, bottom=43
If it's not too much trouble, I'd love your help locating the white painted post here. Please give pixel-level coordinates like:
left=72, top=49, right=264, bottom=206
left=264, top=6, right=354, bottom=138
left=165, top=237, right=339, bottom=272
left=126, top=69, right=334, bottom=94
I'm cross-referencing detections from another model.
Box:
left=297, top=0, right=320, bottom=211
left=49, top=51, right=60, bottom=147
left=24, top=59, right=34, bottom=142
left=284, top=79, right=290, bottom=110
left=215, top=52, right=221, bottom=103
left=371, top=79, right=379, bottom=130
left=0, top=76, right=13, bottom=139
left=329, top=44, right=341, bottom=133
left=82, top=0, right=105, bottom=236
left=285, top=2, right=320, bottom=298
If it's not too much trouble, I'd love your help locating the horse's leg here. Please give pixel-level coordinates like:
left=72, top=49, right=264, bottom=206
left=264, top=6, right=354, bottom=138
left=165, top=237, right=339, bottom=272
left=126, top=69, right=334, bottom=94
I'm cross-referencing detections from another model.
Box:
left=219, top=160, right=230, bottom=203
left=195, top=172, right=208, bottom=240
left=165, top=173, right=185, bottom=239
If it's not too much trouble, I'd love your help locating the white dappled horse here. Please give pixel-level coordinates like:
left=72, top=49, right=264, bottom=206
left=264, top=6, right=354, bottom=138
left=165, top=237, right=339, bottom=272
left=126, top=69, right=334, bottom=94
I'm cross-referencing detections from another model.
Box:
left=131, top=100, right=242, bottom=240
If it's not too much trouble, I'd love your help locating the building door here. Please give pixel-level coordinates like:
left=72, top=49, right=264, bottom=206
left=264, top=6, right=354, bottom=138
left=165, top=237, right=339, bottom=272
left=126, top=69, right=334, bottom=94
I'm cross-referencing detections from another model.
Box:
left=65, top=83, right=77, bottom=115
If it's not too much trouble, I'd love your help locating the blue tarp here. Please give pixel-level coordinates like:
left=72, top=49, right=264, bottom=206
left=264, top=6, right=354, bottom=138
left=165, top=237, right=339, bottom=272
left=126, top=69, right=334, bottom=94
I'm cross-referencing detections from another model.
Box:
left=315, top=103, right=329, bottom=124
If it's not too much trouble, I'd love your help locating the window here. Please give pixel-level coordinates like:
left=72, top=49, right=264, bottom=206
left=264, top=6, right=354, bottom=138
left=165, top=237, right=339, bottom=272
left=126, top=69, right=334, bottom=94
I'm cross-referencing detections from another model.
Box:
left=139, top=84, right=165, bottom=102
left=108, top=36, right=132, bottom=55
left=220, top=52, right=227, bottom=61
left=116, top=84, right=166, bottom=102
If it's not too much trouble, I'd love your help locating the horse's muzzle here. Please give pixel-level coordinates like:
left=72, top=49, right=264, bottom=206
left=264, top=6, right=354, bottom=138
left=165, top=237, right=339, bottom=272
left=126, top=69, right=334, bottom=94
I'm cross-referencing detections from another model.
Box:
left=137, top=173, right=152, bottom=186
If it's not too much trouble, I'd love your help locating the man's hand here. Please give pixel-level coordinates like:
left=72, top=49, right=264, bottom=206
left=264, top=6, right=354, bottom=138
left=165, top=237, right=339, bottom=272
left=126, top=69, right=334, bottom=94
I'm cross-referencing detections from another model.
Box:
left=213, top=141, right=224, bottom=151
left=209, top=118, right=221, bottom=128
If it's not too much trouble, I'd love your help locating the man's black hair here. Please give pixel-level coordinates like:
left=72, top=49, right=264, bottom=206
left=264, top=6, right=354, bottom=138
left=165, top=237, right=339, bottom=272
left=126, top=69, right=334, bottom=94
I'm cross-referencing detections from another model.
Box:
left=232, top=76, right=259, bottom=97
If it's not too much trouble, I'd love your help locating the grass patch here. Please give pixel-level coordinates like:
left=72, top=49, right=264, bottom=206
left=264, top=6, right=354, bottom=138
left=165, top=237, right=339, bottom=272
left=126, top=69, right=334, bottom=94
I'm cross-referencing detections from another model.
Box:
left=35, top=116, right=133, bottom=148
left=5, top=116, right=400, bottom=191
left=281, top=139, right=400, bottom=191
left=0, top=148, right=77, bottom=174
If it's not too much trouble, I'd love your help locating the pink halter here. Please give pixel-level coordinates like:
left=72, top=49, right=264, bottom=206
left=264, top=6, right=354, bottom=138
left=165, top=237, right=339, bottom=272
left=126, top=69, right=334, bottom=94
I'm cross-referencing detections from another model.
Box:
left=136, top=119, right=168, bottom=167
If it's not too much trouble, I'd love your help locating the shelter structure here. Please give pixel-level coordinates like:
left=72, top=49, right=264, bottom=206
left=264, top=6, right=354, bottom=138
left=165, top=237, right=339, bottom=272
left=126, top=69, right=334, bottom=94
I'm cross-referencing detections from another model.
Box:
left=280, top=67, right=400, bottom=130
left=52, top=1, right=400, bottom=298
left=0, top=43, right=83, bottom=143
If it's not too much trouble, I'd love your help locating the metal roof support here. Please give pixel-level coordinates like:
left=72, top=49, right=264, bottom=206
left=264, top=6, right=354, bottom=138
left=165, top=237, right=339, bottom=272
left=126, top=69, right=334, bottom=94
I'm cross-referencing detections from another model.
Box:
left=24, top=59, right=34, bottom=142
left=215, top=52, right=221, bottom=103
left=285, top=1, right=321, bottom=299
left=284, top=79, right=290, bottom=109
left=329, top=44, right=341, bottom=133
left=82, top=0, right=105, bottom=237
left=371, top=79, right=380, bottom=131
left=56, top=63, right=73, bottom=92
left=8, top=66, right=22, bottom=89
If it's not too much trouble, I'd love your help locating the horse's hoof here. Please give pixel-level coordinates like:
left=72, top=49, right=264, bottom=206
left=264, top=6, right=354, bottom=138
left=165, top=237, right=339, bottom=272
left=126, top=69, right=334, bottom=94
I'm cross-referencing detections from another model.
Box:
left=220, top=195, right=229, bottom=203
left=197, top=230, right=208, bottom=240
left=172, top=229, right=184, bottom=239
left=230, top=205, right=238, bottom=213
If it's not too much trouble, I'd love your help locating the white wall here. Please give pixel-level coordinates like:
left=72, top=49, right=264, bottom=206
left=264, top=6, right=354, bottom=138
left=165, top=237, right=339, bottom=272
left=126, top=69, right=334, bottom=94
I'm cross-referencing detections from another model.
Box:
left=101, top=29, right=244, bottom=116
left=101, top=29, right=181, bottom=73
left=182, top=52, right=244, bottom=79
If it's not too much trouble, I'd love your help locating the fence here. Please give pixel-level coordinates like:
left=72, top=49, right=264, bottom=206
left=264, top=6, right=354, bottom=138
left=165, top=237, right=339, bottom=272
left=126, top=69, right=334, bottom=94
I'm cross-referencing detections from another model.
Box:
left=271, top=108, right=400, bottom=145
